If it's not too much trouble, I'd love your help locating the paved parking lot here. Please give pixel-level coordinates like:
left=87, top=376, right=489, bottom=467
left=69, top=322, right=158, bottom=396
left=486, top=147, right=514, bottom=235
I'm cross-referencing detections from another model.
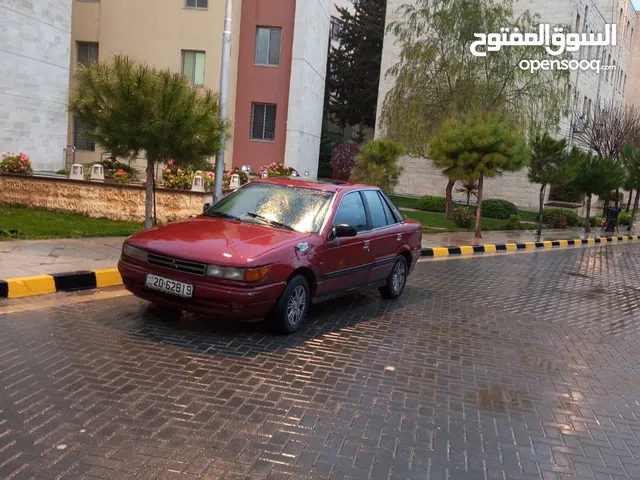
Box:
left=1, top=245, right=640, bottom=479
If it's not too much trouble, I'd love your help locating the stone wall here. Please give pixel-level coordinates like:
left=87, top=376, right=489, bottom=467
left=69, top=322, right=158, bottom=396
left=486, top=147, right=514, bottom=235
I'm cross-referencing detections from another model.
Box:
left=0, top=0, right=72, bottom=171
left=0, top=174, right=215, bottom=224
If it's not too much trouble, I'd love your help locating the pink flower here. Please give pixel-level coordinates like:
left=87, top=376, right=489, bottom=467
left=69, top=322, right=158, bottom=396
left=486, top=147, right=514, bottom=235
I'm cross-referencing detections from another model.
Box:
left=168, top=159, right=174, bottom=165
left=177, top=168, right=183, bottom=174
left=20, top=165, right=25, bottom=170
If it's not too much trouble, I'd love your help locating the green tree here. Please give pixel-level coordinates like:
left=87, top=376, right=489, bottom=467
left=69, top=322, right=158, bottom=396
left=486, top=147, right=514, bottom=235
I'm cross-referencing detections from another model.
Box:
left=621, top=145, right=640, bottom=230
left=569, top=150, right=625, bottom=232
left=527, top=134, right=577, bottom=236
left=329, top=0, right=386, bottom=132
left=69, top=55, right=227, bottom=229
left=349, top=139, right=405, bottom=193
left=379, top=0, right=569, bottom=214
left=429, top=112, right=530, bottom=238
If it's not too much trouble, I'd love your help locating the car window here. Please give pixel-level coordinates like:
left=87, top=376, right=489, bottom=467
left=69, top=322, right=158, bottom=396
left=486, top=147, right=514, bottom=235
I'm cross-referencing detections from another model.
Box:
left=379, top=191, right=403, bottom=223
left=378, top=192, right=398, bottom=225
left=205, top=182, right=334, bottom=233
left=333, top=192, right=368, bottom=232
left=363, top=190, right=394, bottom=229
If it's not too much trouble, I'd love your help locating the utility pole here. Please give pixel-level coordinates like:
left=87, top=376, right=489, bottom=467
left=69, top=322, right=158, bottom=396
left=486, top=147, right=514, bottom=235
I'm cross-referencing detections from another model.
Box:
left=213, top=0, right=233, bottom=203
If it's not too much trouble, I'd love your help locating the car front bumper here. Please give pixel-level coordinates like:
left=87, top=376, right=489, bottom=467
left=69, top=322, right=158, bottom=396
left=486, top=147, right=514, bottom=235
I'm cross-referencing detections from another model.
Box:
left=118, top=257, right=286, bottom=320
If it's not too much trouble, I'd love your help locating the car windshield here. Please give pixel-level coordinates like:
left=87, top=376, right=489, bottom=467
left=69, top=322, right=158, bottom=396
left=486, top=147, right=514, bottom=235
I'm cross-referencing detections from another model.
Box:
left=204, top=182, right=334, bottom=234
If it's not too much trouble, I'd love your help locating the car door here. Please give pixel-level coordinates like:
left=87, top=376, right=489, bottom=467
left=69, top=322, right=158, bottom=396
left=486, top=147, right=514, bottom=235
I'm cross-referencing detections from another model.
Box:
left=362, top=189, right=402, bottom=284
left=321, top=190, right=375, bottom=295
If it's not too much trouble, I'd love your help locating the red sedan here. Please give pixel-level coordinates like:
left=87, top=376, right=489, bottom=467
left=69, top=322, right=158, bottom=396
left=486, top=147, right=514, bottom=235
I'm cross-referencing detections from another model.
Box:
left=117, top=177, right=422, bottom=333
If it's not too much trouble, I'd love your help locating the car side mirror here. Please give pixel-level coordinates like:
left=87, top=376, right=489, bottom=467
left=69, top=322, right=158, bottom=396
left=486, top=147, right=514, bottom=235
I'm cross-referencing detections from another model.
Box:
left=332, top=224, right=357, bottom=238
left=203, top=203, right=211, bottom=214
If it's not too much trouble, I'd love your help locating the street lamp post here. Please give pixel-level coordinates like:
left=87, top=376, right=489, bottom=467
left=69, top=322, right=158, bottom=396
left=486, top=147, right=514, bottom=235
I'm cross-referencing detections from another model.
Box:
left=213, top=0, right=233, bottom=203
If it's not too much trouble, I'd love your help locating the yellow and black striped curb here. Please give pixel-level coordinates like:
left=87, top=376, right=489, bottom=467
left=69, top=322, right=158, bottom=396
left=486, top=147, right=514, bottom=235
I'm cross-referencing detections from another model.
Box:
left=420, top=234, right=640, bottom=257
left=0, top=268, right=122, bottom=300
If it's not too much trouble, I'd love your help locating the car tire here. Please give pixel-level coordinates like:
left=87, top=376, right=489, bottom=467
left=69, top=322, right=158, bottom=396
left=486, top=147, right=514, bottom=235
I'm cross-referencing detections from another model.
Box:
left=269, top=275, right=310, bottom=334
left=379, top=256, right=408, bottom=300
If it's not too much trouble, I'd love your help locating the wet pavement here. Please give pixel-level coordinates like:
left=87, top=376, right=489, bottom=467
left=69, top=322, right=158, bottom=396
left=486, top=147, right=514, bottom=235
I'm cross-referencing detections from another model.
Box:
left=1, top=244, right=640, bottom=479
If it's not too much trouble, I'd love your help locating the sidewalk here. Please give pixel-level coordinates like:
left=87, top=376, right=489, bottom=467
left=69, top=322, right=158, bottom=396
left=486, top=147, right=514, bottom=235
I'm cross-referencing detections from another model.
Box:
left=0, top=237, right=125, bottom=279
left=421, top=227, right=640, bottom=247
left=2, top=227, right=639, bottom=280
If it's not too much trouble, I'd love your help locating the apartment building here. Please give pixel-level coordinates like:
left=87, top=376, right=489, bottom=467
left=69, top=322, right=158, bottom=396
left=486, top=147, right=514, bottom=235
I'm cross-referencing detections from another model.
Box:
left=68, top=0, right=332, bottom=177
left=0, top=0, right=72, bottom=171
left=376, top=0, right=637, bottom=211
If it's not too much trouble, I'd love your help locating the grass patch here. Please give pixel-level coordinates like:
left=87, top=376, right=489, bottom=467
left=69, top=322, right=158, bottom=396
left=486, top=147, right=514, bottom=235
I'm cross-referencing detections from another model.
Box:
left=0, top=204, right=143, bottom=240
left=388, top=194, right=419, bottom=209
left=401, top=209, right=522, bottom=232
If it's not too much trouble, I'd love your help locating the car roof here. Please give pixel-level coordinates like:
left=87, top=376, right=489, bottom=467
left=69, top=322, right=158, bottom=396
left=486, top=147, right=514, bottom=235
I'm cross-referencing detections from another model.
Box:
left=252, top=176, right=377, bottom=193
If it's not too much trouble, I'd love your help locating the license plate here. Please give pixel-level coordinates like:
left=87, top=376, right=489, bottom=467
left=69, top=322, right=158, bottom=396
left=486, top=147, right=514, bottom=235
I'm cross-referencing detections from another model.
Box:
left=145, top=274, right=193, bottom=298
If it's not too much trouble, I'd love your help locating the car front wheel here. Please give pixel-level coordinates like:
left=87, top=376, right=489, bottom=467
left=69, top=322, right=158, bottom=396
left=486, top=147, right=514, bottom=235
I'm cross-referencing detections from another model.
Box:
left=269, top=275, right=310, bottom=334
left=379, top=256, right=408, bottom=299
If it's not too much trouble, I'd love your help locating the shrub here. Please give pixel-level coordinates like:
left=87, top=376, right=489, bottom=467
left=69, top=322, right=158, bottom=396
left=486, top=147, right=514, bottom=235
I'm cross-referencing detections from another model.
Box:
left=260, top=162, right=296, bottom=177
left=618, top=211, right=632, bottom=226
left=590, top=216, right=601, bottom=228
left=162, top=159, right=193, bottom=190
left=113, top=168, right=132, bottom=184
left=452, top=207, right=474, bottom=228
left=548, top=183, right=584, bottom=203
left=417, top=195, right=446, bottom=213
left=502, top=215, right=521, bottom=230
left=542, top=208, right=581, bottom=227
left=330, top=142, right=360, bottom=180
left=0, top=152, right=33, bottom=175
left=480, top=199, right=518, bottom=219
left=56, top=169, right=69, bottom=175
left=100, top=157, right=136, bottom=181
left=550, top=213, right=567, bottom=228
left=349, top=139, right=404, bottom=193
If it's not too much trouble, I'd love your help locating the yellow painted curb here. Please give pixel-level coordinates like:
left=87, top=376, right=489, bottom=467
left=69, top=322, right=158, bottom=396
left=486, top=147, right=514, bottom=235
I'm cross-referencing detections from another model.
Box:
left=484, top=244, right=497, bottom=253
left=7, top=275, right=56, bottom=299
left=94, top=268, right=123, bottom=288
left=460, top=245, right=474, bottom=255
left=542, top=241, right=553, bottom=248
left=558, top=240, right=569, bottom=247
left=505, top=243, right=517, bottom=251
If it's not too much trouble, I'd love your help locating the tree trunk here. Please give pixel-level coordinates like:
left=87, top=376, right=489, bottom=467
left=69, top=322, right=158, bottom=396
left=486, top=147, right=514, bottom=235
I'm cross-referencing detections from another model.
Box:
left=145, top=161, right=155, bottom=229
left=629, top=189, right=640, bottom=231
left=537, top=183, right=546, bottom=237
left=445, top=178, right=455, bottom=219
left=475, top=174, right=484, bottom=239
left=626, top=190, right=632, bottom=212
left=585, top=194, right=592, bottom=233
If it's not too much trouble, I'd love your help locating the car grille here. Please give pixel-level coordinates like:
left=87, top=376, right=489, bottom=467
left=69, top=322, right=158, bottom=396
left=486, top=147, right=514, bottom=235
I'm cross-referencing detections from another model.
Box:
left=147, top=252, right=207, bottom=276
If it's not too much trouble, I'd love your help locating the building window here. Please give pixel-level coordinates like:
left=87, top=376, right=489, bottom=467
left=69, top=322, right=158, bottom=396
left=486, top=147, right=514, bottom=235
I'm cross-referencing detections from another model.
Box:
left=255, top=27, right=281, bottom=66
left=575, top=13, right=581, bottom=33
left=624, top=74, right=627, bottom=93
left=250, top=103, right=277, bottom=141
left=182, top=50, right=205, bottom=86
left=330, top=16, right=344, bottom=40
left=73, top=117, right=95, bottom=152
left=77, top=42, right=99, bottom=65
left=185, top=0, right=207, bottom=8
left=582, top=96, right=588, bottom=116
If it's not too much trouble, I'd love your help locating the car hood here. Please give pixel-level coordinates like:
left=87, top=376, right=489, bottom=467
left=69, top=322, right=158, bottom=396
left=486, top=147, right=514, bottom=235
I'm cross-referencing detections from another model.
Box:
left=126, top=216, right=310, bottom=265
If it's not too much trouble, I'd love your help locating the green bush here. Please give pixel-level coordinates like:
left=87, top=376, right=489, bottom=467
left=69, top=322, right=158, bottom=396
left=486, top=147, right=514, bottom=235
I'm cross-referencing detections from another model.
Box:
left=100, top=158, right=137, bottom=181
left=542, top=208, right=581, bottom=227
left=452, top=207, right=474, bottom=228
left=548, top=183, right=584, bottom=203
left=590, top=216, right=601, bottom=228
left=502, top=214, right=521, bottom=230
left=550, top=213, right=568, bottom=228
left=481, top=199, right=519, bottom=219
left=417, top=195, right=446, bottom=213
left=618, top=211, right=632, bottom=226
left=56, top=169, right=69, bottom=175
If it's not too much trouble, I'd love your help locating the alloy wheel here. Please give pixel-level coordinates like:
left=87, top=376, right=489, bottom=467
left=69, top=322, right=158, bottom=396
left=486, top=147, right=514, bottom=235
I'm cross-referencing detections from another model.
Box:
left=287, top=285, right=307, bottom=326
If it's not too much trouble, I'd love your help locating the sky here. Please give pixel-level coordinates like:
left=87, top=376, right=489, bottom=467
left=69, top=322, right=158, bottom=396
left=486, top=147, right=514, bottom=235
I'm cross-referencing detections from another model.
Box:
left=634, top=0, right=640, bottom=11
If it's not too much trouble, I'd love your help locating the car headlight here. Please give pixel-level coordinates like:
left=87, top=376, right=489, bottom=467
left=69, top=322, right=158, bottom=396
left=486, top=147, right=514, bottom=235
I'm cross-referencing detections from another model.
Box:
left=122, top=243, right=148, bottom=262
left=205, top=265, right=270, bottom=281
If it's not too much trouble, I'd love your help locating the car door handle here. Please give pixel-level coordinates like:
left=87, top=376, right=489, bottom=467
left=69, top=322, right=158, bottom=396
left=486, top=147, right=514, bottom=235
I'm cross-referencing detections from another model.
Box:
left=363, top=241, right=370, bottom=249
left=397, top=233, right=402, bottom=241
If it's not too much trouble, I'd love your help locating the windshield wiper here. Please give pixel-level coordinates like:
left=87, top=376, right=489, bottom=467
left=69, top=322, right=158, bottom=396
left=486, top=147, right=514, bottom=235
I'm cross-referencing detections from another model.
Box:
left=205, top=211, right=242, bottom=221
left=246, top=212, right=295, bottom=231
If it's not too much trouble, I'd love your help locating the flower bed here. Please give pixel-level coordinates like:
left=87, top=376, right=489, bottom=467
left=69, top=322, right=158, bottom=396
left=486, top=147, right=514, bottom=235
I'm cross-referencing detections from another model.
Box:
left=1, top=152, right=33, bottom=175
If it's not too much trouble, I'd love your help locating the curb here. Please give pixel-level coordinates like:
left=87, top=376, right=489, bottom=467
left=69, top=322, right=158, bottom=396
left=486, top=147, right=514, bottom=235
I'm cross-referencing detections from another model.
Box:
left=0, top=268, right=122, bottom=300
left=420, top=234, right=640, bottom=257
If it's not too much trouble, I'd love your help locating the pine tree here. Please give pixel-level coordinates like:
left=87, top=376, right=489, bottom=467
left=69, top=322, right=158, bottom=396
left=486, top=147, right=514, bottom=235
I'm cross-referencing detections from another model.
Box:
left=328, top=0, right=386, bottom=131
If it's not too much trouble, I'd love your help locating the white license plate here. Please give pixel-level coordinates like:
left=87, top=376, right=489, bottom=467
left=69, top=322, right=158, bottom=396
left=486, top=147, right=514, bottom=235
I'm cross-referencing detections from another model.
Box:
left=145, top=274, right=193, bottom=298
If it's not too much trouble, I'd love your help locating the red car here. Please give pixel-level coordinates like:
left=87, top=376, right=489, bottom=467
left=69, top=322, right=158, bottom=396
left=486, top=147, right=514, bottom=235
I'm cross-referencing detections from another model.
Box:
left=117, top=177, right=422, bottom=333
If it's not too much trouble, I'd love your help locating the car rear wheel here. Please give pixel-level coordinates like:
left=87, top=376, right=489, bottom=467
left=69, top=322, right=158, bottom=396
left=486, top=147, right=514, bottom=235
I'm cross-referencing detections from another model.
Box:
left=379, top=256, right=408, bottom=299
left=269, top=275, right=310, bottom=334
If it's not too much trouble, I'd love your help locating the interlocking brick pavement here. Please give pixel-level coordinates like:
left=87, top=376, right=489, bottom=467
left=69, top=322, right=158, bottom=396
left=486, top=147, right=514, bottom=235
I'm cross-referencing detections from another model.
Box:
left=2, top=244, right=640, bottom=479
